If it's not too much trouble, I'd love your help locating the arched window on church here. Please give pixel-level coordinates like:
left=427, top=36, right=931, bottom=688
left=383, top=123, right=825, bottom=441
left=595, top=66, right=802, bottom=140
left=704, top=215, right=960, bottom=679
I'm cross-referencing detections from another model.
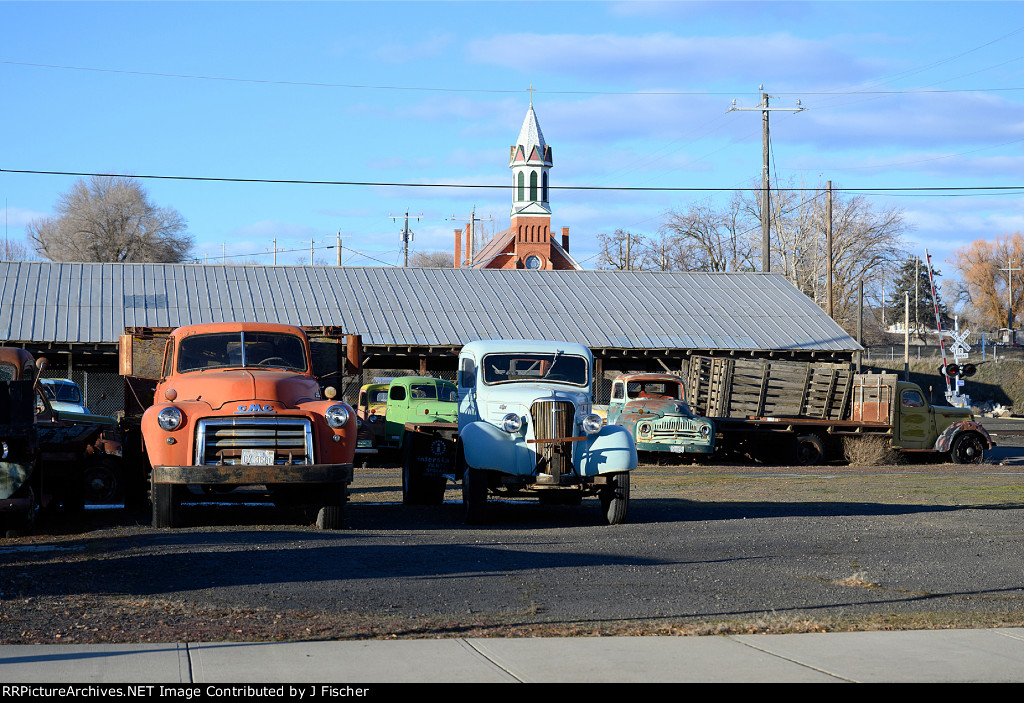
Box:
left=517, top=172, right=525, bottom=202
left=542, top=172, right=548, bottom=203
left=530, top=171, right=538, bottom=202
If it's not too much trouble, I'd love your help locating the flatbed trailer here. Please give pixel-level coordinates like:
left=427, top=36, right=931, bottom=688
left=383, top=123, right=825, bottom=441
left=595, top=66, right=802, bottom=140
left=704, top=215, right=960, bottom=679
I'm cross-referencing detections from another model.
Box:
left=686, top=356, right=992, bottom=465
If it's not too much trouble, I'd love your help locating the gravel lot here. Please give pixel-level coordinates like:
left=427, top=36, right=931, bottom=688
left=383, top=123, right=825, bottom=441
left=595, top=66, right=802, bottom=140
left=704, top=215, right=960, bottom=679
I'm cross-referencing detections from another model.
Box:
left=3, top=444, right=1024, bottom=643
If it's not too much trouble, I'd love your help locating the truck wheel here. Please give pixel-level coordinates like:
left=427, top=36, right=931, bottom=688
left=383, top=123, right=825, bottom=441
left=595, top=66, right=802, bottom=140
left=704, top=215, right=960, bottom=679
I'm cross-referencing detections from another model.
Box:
left=794, top=434, right=825, bottom=466
left=315, top=484, right=347, bottom=529
left=462, top=467, right=488, bottom=525
left=83, top=458, right=121, bottom=504
left=950, top=432, right=985, bottom=464
left=316, top=504, right=344, bottom=530
left=600, top=472, right=630, bottom=525
left=152, top=482, right=182, bottom=528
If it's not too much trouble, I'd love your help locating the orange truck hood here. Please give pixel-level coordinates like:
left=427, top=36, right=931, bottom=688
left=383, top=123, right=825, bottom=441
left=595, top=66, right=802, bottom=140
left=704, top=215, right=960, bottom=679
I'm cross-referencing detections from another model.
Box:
left=159, top=369, right=321, bottom=411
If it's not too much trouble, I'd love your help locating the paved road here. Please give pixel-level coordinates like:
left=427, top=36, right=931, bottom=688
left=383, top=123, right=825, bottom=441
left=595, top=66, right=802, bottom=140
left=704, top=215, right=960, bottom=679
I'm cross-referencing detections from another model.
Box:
left=2, top=418, right=1023, bottom=683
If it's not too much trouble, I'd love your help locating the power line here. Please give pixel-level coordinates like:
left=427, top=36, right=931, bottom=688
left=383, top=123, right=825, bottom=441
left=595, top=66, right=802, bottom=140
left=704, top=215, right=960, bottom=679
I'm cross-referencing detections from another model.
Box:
left=4, top=60, right=1024, bottom=96
left=2, top=168, right=1021, bottom=194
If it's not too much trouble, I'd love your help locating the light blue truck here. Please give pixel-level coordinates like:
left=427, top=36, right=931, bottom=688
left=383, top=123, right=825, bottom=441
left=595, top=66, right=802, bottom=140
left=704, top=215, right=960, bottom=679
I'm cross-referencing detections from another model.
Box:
left=454, top=340, right=638, bottom=524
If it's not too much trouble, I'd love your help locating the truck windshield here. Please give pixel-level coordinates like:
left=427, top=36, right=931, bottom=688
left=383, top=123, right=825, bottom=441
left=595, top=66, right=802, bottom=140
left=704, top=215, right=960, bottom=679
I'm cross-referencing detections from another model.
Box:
left=177, top=332, right=308, bottom=373
left=482, top=353, right=588, bottom=386
left=0, top=363, right=17, bottom=382
left=41, top=382, right=83, bottom=404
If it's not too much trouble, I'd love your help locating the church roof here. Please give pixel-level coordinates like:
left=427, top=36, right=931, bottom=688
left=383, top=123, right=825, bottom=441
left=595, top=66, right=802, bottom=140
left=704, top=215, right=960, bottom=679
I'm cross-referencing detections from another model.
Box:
left=511, top=105, right=551, bottom=166
left=469, top=228, right=581, bottom=270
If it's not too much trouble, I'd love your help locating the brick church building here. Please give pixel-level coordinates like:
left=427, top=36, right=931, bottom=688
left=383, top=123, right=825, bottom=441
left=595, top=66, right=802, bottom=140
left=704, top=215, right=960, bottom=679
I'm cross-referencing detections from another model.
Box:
left=454, top=101, right=581, bottom=270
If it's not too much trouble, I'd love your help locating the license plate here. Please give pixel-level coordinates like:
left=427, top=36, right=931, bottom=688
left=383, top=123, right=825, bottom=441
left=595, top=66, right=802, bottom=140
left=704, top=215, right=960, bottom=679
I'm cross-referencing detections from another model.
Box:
left=357, top=439, right=374, bottom=448
left=241, top=449, right=275, bottom=465
left=670, top=445, right=685, bottom=453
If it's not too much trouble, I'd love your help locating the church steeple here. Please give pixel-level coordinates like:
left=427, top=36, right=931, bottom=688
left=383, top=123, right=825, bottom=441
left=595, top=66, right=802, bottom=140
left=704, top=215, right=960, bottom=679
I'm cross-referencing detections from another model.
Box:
left=509, top=99, right=553, bottom=217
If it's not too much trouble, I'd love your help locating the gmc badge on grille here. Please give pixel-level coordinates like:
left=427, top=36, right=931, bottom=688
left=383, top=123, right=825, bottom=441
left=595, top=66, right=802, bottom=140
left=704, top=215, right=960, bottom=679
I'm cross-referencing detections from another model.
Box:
left=237, top=404, right=276, bottom=413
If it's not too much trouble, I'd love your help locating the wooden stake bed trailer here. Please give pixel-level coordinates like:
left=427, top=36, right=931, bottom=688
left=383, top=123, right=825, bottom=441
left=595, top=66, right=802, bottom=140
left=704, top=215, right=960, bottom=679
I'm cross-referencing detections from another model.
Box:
left=685, top=356, right=992, bottom=465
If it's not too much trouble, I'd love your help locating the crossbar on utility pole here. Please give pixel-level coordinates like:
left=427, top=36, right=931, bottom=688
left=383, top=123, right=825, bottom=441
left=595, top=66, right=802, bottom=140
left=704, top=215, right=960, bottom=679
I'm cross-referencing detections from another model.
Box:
left=729, top=86, right=805, bottom=273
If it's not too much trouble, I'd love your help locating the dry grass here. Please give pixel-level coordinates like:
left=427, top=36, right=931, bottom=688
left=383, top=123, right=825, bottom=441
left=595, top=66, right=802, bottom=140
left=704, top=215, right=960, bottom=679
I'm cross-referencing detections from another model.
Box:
left=842, top=435, right=904, bottom=466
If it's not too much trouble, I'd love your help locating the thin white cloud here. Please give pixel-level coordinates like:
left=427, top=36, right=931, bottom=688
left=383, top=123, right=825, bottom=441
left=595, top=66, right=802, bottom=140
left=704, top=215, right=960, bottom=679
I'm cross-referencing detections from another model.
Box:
left=467, top=31, right=873, bottom=84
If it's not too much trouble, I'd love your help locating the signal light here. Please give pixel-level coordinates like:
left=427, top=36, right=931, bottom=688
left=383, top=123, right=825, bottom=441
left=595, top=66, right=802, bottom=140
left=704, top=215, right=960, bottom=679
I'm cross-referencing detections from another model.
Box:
left=961, top=364, right=977, bottom=377
left=944, top=363, right=960, bottom=376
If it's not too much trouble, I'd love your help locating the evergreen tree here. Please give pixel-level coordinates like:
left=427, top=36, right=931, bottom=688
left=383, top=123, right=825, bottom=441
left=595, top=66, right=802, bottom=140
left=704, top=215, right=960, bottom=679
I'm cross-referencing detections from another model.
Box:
left=885, top=256, right=952, bottom=332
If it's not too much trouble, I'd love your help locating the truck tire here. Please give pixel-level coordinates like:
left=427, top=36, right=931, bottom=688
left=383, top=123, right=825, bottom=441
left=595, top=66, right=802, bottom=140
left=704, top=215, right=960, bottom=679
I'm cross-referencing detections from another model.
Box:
left=462, top=466, right=488, bottom=525
left=950, top=432, right=985, bottom=465
left=315, top=484, right=347, bottom=529
left=316, top=504, right=344, bottom=530
left=83, top=457, right=121, bottom=504
left=794, top=434, right=826, bottom=466
left=600, top=471, right=630, bottom=525
left=152, top=482, right=182, bottom=528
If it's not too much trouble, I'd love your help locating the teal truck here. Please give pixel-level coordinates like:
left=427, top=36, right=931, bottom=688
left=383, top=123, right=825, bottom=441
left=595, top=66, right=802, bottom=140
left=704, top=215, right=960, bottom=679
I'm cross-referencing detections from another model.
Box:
left=606, top=373, right=714, bottom=457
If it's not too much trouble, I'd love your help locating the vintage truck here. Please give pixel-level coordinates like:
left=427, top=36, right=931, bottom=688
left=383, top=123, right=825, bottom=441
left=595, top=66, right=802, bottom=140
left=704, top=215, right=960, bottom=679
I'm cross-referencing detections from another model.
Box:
left=1, top=350, right=122, bottom=535
left=0, top=348, right=42, bottom=535
left=403, top=340, right=638, bottom=524
left=686, top=355, right=993, bottom=465
left=606, top=373, right=715, bottom=457
left=120, top=322, right=357, bottom=529
left=355, top=381, right=390, bottom=453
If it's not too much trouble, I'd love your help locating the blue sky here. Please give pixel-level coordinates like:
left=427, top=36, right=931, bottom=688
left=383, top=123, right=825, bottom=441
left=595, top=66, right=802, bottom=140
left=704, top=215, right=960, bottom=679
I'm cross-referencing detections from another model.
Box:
left=2, top=0, right=1023, bottom=284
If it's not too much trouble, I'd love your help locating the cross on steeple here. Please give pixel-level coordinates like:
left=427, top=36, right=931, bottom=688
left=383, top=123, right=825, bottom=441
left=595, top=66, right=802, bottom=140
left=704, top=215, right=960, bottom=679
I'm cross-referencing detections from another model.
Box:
left=527, top=85, right=535, bottom=107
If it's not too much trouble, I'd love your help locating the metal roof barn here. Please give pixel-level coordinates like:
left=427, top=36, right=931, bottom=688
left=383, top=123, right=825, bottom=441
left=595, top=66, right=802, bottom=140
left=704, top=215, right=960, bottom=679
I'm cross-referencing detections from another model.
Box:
left=0, top=262, right=860, bottom=372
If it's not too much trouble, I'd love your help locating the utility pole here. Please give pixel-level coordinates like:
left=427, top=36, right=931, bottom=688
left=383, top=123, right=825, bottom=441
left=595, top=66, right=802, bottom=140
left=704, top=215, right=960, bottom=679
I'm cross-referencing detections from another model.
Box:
left=826, top=180, right=833, bottom=319
left=729, top=86, right=805, bottom=273
left=390, top=210, right=422, bottom=267
left=1001, top=259, right=1021, bottom=333
left=272, top=238, right=277, bottom=265
left=335, top=232, right=351, bottom=266
left=450, top=206, right=493, bottom=267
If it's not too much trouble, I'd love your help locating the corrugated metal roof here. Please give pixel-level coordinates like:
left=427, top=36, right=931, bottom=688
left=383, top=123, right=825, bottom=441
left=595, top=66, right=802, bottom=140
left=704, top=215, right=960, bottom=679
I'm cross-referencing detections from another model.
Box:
left=0, top=262, right=861, bottom=352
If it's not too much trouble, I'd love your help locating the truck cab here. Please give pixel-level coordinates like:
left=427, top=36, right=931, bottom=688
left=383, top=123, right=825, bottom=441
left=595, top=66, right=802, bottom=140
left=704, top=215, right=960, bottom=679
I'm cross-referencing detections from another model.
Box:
left=136, top=322, right=357, bottom=529
left=862, top=378, right=992, bottom=463
left=382, top=376, right=458, bottom=450
left=456, top=340, right=638, bottom=524
left=607, top=373, right=714, bottom=457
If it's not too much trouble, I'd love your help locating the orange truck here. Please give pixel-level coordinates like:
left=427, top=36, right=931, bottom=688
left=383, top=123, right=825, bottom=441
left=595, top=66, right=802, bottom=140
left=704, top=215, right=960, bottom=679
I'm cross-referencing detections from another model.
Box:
left=119, top=322, right=357, bottom=529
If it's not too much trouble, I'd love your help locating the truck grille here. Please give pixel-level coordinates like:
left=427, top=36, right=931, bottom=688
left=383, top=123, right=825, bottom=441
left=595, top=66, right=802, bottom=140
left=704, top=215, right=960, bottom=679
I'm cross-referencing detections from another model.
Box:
left=531, top=400, right=576, bottom=477
left=647, top=416, right=706, bottom=442
left=195, top=417, right=314, bottom=466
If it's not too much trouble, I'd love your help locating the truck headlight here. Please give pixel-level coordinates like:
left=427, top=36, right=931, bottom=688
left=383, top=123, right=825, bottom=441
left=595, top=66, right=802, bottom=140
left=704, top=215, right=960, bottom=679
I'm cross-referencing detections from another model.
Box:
left=326, top=404, right=350, bottom=429
left=637, top=422, right=652, bottom=439
left=157, top=407, right=183, bottom=431
left=581, top=413, right=603, bottom=435
left=699, top=424, right=711, bottom=437
left=501, top=413, right=522, bottom=433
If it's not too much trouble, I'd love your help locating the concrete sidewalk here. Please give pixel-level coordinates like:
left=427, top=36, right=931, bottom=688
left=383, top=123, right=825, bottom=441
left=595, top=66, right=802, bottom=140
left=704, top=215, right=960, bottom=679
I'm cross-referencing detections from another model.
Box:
left=2, top=628, right=1023, bottom=683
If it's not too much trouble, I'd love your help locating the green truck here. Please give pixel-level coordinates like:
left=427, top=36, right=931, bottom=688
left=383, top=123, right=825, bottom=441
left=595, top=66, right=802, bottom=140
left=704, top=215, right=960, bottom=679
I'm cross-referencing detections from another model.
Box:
left=371, top=376, right=459, bottom=504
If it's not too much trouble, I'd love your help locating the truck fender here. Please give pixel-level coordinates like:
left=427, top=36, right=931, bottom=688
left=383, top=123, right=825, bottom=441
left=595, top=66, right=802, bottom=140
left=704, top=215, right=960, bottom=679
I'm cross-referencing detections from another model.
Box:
left=573, top=425, right=639, bottom=476
left=459, top=421, right=530, bottom=475
left=934, top=421, right=994, bottom=453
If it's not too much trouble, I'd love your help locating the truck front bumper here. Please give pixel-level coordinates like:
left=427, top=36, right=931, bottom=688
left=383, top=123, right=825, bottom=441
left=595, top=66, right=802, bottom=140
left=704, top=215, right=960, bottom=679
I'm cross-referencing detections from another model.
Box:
left=152, top=463, right=354, bottom=485
left=636, top=441, right=714, bottom=454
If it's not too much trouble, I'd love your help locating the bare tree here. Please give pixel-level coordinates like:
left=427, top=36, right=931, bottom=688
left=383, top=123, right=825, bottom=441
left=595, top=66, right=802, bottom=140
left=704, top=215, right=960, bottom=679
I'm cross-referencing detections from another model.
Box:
left=27, top=176, right=193, bottom=262
left=0, top=238, right=31, bottom=261
left=736, top=180, right=909, bottom=331
left=409, top=250, right=455, bottom=268
left=658, top=196, right=758, bottom=272
left=596, top=229, right=646, bottom=271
